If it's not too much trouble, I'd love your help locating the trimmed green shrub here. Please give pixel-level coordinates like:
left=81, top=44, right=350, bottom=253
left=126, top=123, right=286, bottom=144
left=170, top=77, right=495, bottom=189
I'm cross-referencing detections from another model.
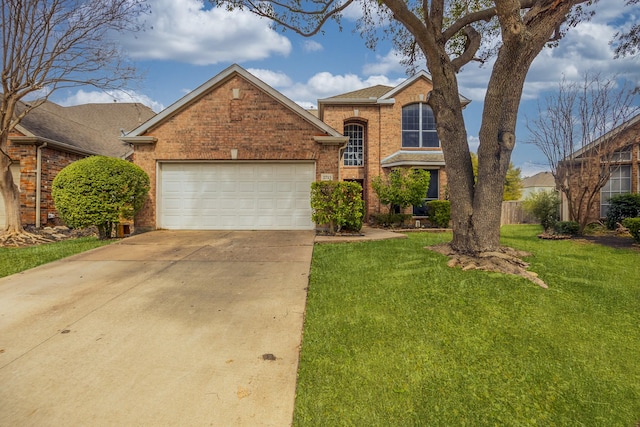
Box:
left=426, top=200, right=451, bottom=228
left=371, top=168, right=430, bottom=214
left=554, top=221, right=580, bottom=236
left=622, top=217, right=640, bottom=243
left=523, top=190, right=560, bottom=232
left=52, top=156, right=150, bottom=239
left=311, top=181, right=364, bottom=234
left=605, top=193, right=640, bottom=229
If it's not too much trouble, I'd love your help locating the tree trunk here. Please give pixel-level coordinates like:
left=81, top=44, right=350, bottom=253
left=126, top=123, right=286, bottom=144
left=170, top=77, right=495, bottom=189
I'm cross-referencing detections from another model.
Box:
left=0, top=148, right=23, bottom=234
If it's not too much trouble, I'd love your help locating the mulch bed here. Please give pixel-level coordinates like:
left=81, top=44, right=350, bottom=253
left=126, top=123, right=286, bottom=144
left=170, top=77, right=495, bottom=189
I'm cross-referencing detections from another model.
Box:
left=576, top=234, right=639, bottom=251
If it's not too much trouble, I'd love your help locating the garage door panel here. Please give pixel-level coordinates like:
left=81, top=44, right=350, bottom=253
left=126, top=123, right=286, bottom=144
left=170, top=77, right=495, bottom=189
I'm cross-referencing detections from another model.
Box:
left=159, top=163, right=314, bottom=230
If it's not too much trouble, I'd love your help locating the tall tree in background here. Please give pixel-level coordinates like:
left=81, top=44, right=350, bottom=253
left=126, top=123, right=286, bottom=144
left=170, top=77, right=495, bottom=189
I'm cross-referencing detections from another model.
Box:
left=215, top=0, right=598, bottom=279
left=526, top=73, right=639, bottom=233
left=1, top=0, right=147, bottom=244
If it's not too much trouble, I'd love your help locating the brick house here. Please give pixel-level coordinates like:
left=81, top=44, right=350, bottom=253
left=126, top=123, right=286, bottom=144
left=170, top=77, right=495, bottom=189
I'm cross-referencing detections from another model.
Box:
left=123, top=65, right=471, bottom=231
left=122, top=64, right=348, bottom=231
left=318, top=71, right=470, bottom=219
left=1, top=100, right=155, bottom=229
left=560, top=113, right=640, bottom=222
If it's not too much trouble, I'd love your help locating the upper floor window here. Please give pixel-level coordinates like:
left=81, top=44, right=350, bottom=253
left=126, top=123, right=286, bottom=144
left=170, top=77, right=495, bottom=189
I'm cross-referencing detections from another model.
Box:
left=402, top=103, right=439, bottom=148
left=609, top=147, right=632, bottom=162
left=343, top=123, right=364, bottom=166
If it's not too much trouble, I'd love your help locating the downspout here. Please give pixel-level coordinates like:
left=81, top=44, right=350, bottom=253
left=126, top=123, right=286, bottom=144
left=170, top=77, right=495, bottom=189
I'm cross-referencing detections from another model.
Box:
left=35, top=142, right=47, bottom=228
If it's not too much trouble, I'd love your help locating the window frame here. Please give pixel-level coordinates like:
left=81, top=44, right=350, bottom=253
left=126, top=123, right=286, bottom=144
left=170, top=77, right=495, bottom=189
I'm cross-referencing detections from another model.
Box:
left=343, top=122, right=365, bottom=167
left=600, top=164, right=632, bottom=217
left=402, top=103, right=439, bottom=148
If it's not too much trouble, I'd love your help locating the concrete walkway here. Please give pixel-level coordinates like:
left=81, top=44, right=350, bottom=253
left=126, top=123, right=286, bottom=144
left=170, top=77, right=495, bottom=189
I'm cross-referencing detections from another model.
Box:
left=0, top=230, right=314, bottom=426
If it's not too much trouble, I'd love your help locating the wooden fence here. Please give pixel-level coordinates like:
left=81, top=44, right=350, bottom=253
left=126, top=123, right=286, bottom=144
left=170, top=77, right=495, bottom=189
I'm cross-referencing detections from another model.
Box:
left=501, top=201, right=536, bottom=226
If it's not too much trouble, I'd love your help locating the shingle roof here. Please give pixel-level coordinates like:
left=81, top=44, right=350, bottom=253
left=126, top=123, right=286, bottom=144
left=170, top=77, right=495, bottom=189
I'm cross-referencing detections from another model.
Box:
left=380, top=150, right=445, bottom=167
left=522, top=171, right=555, bottom=188
left=323, top=85, right=394, bottom=101
left=15, top=100, right=155, bottom=157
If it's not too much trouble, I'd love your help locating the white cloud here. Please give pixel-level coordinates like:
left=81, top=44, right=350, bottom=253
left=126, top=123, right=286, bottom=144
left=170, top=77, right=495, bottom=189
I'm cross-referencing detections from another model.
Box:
left=117, top=0, right=291, bottom=65
left=247, top=68, right=293, bottom=88
left=454, top=5, right=640, bottom=103
left=302, top=40, right=324, bottom=53
left=362, top=50, right=405, bottom=75
left=280, top=71, right=405, bottom=107
left=57, top=89, right=164, bottom=112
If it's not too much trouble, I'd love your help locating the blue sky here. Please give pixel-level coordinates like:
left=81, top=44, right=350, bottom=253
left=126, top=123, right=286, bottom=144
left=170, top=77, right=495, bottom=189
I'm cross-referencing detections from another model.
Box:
left=51, top=0, right=640, bottom=177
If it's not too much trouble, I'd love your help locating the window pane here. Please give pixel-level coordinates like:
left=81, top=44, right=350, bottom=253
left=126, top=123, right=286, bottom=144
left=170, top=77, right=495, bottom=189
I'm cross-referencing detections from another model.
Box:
left=422, top=131, right=439, bottom=148
left=427, top=171, right=439, bottom=200
left=402, top=105, right=420, bottom=131
left=344, top=123, right=364, bottom=166
left=422, top=105, right=436, bottom=130
left=403, top=132, right=420, bottom=148
left=600, top=165, right=632, bottom=217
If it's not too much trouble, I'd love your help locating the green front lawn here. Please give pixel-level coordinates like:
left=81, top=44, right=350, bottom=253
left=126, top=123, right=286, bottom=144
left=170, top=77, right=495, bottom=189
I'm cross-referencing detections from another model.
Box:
left=0, top=237, right=112, bottom=278
left=294, top=225, right=640, bottom=426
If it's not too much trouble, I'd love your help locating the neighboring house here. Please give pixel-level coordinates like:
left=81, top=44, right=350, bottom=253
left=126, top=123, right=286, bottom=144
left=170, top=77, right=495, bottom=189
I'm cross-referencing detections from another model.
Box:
left=123, top=65, right=470, bottom=231
left=561, top=113, right=640, bottom=222
left=2, top=100, right=155, bottom=229
left=520, top=171, right=556, bottom=200
left=319, top=71, right=470, bottom=219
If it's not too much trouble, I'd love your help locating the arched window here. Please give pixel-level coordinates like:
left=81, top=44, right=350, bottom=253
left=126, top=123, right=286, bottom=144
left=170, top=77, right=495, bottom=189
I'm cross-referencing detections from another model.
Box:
left=402, top=103, right=439, bottom=148
left=343, top=123, right=365, bottom=166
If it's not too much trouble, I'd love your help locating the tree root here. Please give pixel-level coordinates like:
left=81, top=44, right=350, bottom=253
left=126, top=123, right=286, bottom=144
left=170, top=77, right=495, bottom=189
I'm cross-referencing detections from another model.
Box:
left=428, top=243, right=548, bottom=288
left=0, top=231, right=54, bottom=247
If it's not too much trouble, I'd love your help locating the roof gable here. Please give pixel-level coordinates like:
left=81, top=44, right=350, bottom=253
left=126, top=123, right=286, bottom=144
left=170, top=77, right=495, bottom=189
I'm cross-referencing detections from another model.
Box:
left=570, top=112, right=640, bottom=160
left=125, top=64, right=343, bottom=138
left=318, top=70, right=471, bottom=107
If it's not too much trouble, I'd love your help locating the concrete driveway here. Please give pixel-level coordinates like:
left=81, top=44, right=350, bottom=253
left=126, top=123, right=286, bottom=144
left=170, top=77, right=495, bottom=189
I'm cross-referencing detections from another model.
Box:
left=0, top=230, right=315, bottom=426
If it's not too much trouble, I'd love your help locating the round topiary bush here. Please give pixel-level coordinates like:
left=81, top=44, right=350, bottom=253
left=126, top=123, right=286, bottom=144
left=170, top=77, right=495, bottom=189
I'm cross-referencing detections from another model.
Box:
left=52, top=156, right=150, bottom=239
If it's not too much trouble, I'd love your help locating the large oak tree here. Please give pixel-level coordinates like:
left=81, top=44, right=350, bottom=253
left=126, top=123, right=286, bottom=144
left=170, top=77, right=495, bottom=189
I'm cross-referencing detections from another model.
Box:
left=215, top=0, right=597, bottom=260
left=1, top=0, right=147, bottom=244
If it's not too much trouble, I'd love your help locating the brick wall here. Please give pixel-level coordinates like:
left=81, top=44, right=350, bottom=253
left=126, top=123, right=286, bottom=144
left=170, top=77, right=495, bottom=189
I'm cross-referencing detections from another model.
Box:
left=7, top=133, right=85, bottom=227
left=322, top=77, right=447, bottom=218
left=133, top=74, right=341, bottom=229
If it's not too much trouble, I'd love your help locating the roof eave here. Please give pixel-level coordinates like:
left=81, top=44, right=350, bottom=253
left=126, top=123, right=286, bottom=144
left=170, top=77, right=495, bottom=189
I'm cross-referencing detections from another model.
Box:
left=9, top=135, right=99, bottom=156
left=120, top=136, right=158, bottom=145
left=381, top=160, right=446, bottom=168
left=314, top=135, right=349, bottom=146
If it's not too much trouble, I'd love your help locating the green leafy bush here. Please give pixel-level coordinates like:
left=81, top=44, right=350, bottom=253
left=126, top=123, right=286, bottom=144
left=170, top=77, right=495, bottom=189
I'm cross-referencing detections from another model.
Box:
left=622, top=217, right=640, bottom=243
left=371, top=168, right=430, bottom=214
left=523, top=190, right=560, bottom=232
left=52, top=156, right=150, bottom=239
left=605, top=193, right=640, bottom=229
left=554, top=221, right=580, bottom=236
left=426, top=200, right=451, bottom=228
left=311, top=181, right=364, bottom=234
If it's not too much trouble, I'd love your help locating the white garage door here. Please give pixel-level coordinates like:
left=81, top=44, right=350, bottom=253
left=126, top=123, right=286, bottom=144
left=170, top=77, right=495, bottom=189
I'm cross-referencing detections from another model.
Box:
left=159, top=162, right=315, bottom=230
left=0, top=165, right=21, bottom=229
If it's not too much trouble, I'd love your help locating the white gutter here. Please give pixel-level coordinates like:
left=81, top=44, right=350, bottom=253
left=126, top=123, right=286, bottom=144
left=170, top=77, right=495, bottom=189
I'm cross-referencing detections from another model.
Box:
left=35, top=142, right=47, bottom=228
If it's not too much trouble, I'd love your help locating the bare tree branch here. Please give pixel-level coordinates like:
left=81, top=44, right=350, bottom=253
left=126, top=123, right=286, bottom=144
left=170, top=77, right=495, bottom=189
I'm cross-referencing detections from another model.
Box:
left=526, top=73, right=639, bottom=232
left=1, top=0, right=148, bottom=235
